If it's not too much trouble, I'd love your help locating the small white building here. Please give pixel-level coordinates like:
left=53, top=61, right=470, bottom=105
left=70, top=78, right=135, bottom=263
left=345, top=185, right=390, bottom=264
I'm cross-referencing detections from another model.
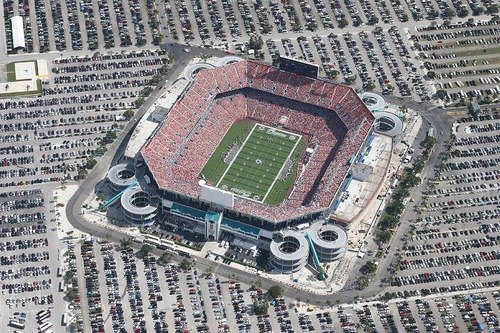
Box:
left=10, top=16, right=25, bottom=49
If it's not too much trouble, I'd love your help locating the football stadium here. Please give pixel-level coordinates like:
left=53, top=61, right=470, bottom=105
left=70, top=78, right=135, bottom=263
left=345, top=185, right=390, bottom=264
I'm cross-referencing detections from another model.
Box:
left=105, top=57, right=379, bottom=273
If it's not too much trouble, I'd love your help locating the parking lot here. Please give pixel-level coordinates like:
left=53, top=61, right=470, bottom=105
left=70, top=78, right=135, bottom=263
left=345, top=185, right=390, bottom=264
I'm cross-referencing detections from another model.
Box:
left=0, top=0, right=498, bottom=331
left=0, top=47, right=171, bottom=332
left=411, top=19, right=500, bottom=105
left=0, top=49, right=169, bottom=188
left=70, top=237, right=500, bottom=333
left=0, top=187, right=69, bottom=333
left=0, top=0, right=497, bottom=102
left=153, top=0, right=496, bottom=102
left=1, top=0, right=161, bottom=54
left=386, top=111, right=500, bottom=297
left=328, top=291, right=500, bottom=333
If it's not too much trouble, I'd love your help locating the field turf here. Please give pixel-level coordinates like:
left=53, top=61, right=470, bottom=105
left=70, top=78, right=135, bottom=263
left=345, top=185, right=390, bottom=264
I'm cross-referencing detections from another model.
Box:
left=202, top=121, right=305, bottom=205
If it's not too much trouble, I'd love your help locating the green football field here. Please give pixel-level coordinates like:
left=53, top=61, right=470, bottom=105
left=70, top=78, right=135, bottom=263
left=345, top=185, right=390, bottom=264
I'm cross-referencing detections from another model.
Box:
left=216, top=123, right=303, bottom=203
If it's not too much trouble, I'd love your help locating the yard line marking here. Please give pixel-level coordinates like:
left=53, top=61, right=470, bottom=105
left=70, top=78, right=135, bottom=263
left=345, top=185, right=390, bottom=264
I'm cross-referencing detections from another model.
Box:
left=262, top=134, right=301, bottom=203
left=216, top=123, right=257, bottom=187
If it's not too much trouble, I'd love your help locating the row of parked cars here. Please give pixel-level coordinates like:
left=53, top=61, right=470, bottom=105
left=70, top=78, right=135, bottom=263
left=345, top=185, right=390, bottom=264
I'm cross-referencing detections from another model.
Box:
left=2, top=279, right=52, bottom=294
left=394, top=112, right=500, bottom=298
left=4, top=0, right=162, bottom=53
left=262, top=26, right=425, bottom=99
left=170, top=0, right=497, bottom=46
left=101, top=242, right=127, bottom=333
left=0, top=237, right=48, bottom=252
left=413, top=18, right=499, bottom=104
left=0, top=197, right=43, bottom=212
left=455, top=292, right=499, bottom=332
left=0, top=264, right=51, bottom=282
left=0, top=50, right=169, bottom=188
left=81, top=240, right=105, bottom=332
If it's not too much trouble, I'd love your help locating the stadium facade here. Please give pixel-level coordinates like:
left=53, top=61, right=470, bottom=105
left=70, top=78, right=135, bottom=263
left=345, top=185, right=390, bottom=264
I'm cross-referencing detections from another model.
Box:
left=106, top=58, right=377, bottom=272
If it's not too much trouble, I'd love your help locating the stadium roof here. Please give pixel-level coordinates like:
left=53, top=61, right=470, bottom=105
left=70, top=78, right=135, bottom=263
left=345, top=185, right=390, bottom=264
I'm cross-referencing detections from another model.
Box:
left=141, top=60, right=374, bottom=223
left=10, top=16, right=25, bottom=49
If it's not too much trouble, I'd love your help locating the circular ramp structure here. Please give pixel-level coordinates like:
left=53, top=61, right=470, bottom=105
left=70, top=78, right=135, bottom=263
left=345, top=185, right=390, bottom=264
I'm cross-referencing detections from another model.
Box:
left=309, top=221, right=347, bottom=262
left=360, top=92, right=386, bottom=112
left=107, top=164, right=137, bottom=192
left=374, top=111, right=403, bottom=137
left=218, top=56, right=243, bottom=66
left=270, top=230, right=309, bottom=273
left=183, top=62, right=215, bottom=81
left=120, top=186, right=158, bottom=226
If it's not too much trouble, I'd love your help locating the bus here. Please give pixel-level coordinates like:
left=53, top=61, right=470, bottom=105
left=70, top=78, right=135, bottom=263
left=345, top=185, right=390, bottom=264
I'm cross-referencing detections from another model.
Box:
left=38, top=321, right=53, bottom=332
left=8, top=320, right=25, bottom=329
left=178, top=250, right=191, bottom=258
left=61, top=313, right=68, bottom=326
left=144, top=234, right=161, bottom=242
left=144, top=235, right=175, bottom=251
left=37, top=310, right=50, bottom=320
left=144, top=237, right=162, bottom=248
left=37, top=312, right=51, bottom=322
left=37, top=309, right=50, bottom=318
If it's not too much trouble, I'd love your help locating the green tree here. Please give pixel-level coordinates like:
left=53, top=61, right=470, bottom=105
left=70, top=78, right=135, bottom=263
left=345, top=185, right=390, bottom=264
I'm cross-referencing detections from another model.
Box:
left=442, top=8, right=455, bottom=19
left=267, top=285, right=284, bottom=299
left=248, top=35, right=264, bottom=51
left=486, top=4, right=498, bottom=14
left=362, top=261, right=378, bottom=274
left=123, top=110, right=134, bottom=119
left=253, top=300, right=269, bottom=315
left=457, top=8, right=469, bottom=17
left=382, top=292, right=397, bottom=301
left=180, top=258, right=192, bottom=271
left=135, top=97, right=145, bottom=108
left=120, top=238, right=133, bottom=249
left=375, top=229, right=391, bottom=243
left=78, top=168, right=88, bottom=180
left=338, top=19, right=348, bottom=28
left=106, top=130, right=117, bottom=141
left=433, top=89, right=448, bottom=100
left=344, top=74, right=357, bottom=85
left=261, top=23, right=272, bottom=34
left=64, top=270, right=74, bottom=284
left=142, top=86, right=153, bottom=97
left=423, top=136, right=437, bottom=150
left=95, top=145, right=107, bottom=156
left=86, top=157, right=97, bottom=170
left=358, top=275, right=370, bottom=289
left=158, top=252, right=172, bottom=265
left=352, top=15, right=363, bottom=27
left=363, top=81, right=376, bottom=91
left=292, top=21, right=302, bottom=32
left=206, top=266, right=214, bottom=278
left=141, top=244, right=153, bottom=256
left=136, top=38, right=147, bottom=47
left=472, top=7, right=484, bottom=15
left=65, top=288, right=79, bottom=302
left=153, top=35, right=164, bottom=46
left=367, top=15, right=379, bottom=25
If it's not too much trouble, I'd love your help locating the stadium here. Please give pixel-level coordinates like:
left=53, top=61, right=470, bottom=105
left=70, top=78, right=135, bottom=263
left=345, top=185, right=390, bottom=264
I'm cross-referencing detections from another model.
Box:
left=105, top=57, right=377, bottom=273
